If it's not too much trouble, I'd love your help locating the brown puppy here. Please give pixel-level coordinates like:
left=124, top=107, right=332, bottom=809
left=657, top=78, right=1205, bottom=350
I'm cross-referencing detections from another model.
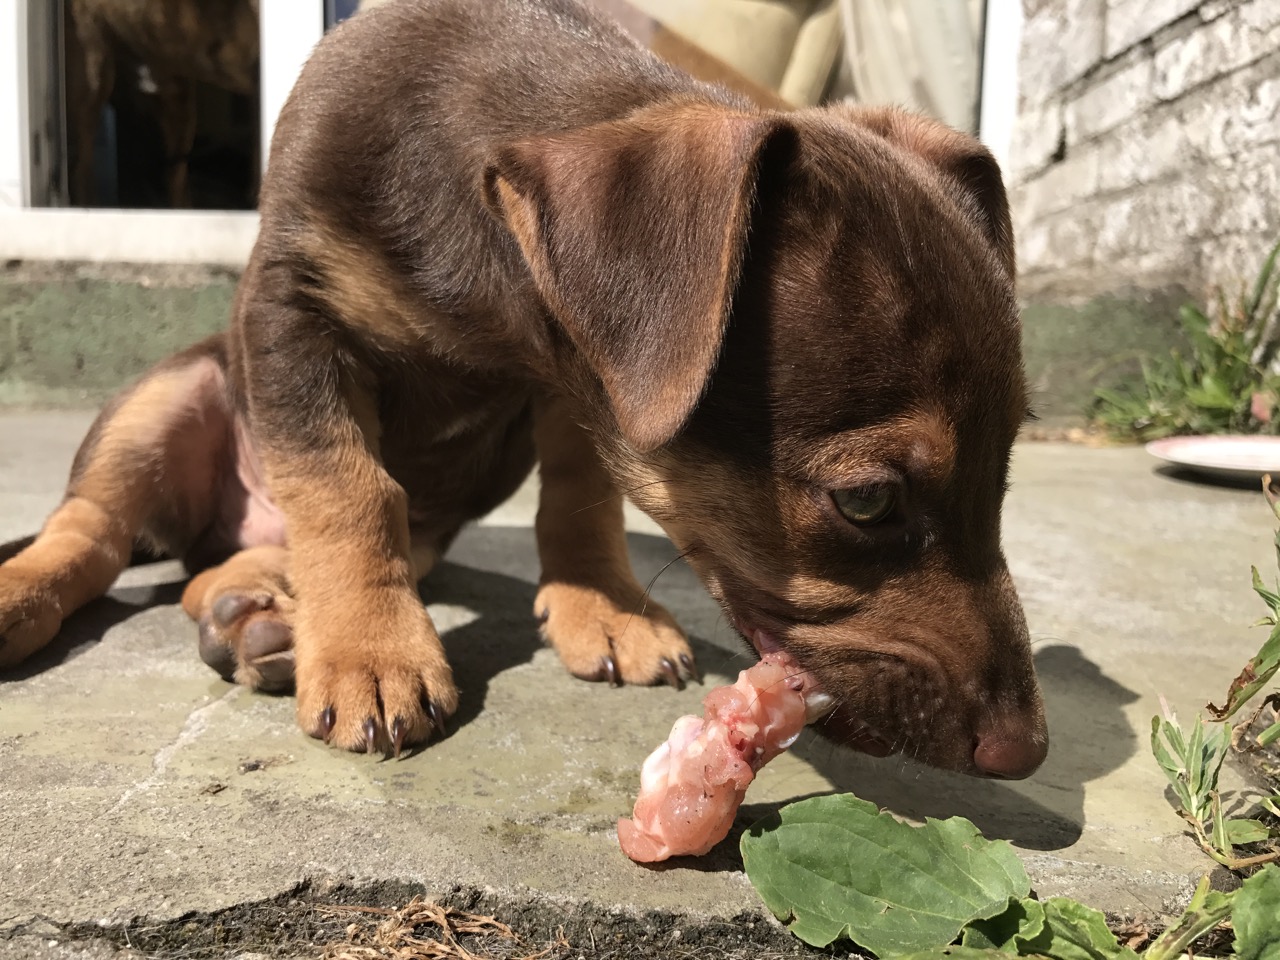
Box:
left=0, top=0, right=1046, bottom=778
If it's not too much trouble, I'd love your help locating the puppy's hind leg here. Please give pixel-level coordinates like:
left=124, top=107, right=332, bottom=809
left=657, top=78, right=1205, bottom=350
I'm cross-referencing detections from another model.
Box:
left=0, top=342, right=232, bottom=668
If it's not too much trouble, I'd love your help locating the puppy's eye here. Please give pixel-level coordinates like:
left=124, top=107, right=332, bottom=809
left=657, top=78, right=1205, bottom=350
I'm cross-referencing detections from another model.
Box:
left=832, top=486, right=896, bottom=526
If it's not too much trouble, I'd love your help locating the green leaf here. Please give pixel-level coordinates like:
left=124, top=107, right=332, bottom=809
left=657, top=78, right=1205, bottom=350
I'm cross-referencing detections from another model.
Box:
left=1258, top=717, right=1280, bottom=747
left=740, top=794, right=1030, bottom=953
left=1224, top=818, right=1273, bottom=844
left=1188, top=712, right=1206, bottom=799
left=1014, top=899, right=1138, bottom=960
left=1251, top=567, right=1280, bottom=614
left=1150, top=716, right=1195, bottom=813
left=1246, top=239, right=1280, bottom=322
left=1212, top=794, right=1232, bottom=855
left=1208, top=625, right=1280, bottom=720
left=895, top=947, right=1054, bottom=960
left=1260, top=795, right=1280, bottom=818
left=961, top=897, right=1046, bottom=952
left=1232, top=864, right=1280, bottom=960
left=1145, top=875, right=1234, bottom=960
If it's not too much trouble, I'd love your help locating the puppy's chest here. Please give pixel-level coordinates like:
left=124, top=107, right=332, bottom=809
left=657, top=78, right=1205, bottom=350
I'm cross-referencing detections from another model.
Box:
left=376, top=371, right=537, bottom=522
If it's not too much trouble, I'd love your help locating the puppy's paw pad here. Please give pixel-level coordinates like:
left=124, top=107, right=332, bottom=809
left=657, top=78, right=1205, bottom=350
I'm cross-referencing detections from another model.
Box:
left=197, top=589, right=296, bottom=692
left=535, top=582, right=697, bottom=688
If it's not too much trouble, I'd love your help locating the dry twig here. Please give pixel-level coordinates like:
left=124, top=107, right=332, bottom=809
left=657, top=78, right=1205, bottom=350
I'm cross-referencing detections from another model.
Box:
left=319, top=896, right=568, bottom=960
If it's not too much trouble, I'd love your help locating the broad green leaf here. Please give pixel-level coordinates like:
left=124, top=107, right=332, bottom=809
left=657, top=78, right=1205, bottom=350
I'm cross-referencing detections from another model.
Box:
left=740, top=794, right=1029, bottom=953
left=1014, top=898, right=1139, bottom=960
left=1225, top=818, right=1273, bottom=844
left=1232, top=864, right=1280, bottom=960
left=895, top=947, right=1054, bottom=960
left=960, top=897, right=1045, bottom=952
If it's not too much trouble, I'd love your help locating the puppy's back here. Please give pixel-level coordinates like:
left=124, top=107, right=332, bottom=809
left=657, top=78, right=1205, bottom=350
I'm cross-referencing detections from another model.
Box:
left=257, top=0, right=739, bottom=319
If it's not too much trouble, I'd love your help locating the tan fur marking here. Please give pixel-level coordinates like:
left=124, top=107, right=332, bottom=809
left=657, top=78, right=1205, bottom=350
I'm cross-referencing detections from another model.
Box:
left=297, top=219, right=426, bottom=347
left=260, top=374, right=456, bottom=751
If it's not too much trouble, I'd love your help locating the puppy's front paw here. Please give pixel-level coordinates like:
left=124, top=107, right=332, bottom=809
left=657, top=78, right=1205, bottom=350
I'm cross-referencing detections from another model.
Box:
left=0, top=568, right=62, bottom=668
left=535, top=581, right=698, bottom=688
left=294, top=596, right=457, bottom=755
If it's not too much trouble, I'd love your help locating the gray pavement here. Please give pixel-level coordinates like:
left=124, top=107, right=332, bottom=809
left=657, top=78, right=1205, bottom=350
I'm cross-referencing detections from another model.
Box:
left=1, top=412, right=1275, bottom=955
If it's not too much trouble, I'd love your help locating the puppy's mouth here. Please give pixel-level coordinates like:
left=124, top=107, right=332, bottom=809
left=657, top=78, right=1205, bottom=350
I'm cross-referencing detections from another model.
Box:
left=735, top=620, right=896, bottom=759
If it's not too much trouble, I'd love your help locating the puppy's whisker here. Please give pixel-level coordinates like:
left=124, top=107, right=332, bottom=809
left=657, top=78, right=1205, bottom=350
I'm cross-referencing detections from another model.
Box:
left=1030, top=634, right=1064, bottom=646
left=568, top=478, right=672, bottom=517
left=621, top=544, right=699, bottom=636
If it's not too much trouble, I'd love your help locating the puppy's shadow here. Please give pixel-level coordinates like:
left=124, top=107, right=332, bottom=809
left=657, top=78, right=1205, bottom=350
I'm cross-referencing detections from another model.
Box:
left=4, top=525, right=1143, bottom=864
left=421, top=556, right=539, bottom=730
left=440, top=524, right=1144, bottom=867
left=425, top=523, right=738, bottom=731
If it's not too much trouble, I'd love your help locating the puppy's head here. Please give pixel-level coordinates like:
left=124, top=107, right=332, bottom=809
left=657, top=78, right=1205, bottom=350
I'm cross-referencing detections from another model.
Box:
left=486, top=102, right=1044, bottom=779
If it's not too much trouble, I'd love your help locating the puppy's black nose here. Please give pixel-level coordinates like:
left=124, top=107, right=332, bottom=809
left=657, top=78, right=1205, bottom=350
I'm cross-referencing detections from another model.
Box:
left=972, top=729, right=1048, bottom=780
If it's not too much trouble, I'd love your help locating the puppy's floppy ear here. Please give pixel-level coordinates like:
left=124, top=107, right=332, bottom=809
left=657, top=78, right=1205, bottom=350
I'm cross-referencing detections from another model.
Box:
left=484, top=103, right=782, bottom=453
left=849, top=107, right=1015, bottom=277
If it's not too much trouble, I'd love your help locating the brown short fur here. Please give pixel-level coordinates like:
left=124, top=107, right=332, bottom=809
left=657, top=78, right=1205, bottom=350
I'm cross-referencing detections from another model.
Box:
left=0, top=0, right=1045, bottom=777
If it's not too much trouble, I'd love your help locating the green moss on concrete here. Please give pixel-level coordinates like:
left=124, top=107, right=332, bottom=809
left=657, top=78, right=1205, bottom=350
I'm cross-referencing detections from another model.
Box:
left=0, top=264, right=235, bottom=407
left=1021, top=288, right=1191, bottom=425
left=0, top=263, right=1193, bottom=425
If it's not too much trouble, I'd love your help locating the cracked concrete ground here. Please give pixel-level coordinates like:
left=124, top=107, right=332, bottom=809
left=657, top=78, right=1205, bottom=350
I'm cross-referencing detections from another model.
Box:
left=0, top=411, right=1275, bottom=956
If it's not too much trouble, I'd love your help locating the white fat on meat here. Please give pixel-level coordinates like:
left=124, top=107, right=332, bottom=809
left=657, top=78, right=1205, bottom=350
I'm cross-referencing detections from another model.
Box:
left=617, top=652, right=822, bottom=863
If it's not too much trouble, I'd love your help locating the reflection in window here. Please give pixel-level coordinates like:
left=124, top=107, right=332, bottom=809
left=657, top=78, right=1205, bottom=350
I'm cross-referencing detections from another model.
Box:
left=325, top=0, right=361, bottom=29
left=61, top=0, right=261, bottom=210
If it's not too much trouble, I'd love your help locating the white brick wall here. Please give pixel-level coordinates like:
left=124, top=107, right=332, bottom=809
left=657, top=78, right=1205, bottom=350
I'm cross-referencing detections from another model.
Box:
left=1010, top=0, right=1280, bottom=299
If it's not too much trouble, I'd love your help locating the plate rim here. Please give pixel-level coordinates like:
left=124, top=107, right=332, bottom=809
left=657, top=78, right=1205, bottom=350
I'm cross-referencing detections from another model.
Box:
left=1145, top=434, right=1280, bottom=474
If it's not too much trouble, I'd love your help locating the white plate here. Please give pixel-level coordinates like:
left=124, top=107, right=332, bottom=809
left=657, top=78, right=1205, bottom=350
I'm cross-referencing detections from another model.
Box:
left=1145, top=435, right=1280, bottom=482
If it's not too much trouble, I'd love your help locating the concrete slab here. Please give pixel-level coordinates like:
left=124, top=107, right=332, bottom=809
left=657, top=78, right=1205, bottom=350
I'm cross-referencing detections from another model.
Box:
left=1, top=412, right=1274, bottom=953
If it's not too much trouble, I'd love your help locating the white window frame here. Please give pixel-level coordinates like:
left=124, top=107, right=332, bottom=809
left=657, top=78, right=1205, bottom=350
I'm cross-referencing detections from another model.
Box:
left=0, top=1, right=1021, bottom=264
left=0, top=0, right=324, bottom=265
left=977, top=0, right=1023, bottom=173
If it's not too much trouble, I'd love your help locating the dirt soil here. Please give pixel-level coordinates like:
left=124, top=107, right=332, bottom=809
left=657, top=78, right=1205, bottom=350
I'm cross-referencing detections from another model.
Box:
left=10, top=881, right=830, bottom=960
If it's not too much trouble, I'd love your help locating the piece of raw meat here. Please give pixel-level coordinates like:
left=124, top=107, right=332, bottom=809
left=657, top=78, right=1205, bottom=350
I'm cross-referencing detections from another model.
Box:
left=618, top=651, right=829, bottom=863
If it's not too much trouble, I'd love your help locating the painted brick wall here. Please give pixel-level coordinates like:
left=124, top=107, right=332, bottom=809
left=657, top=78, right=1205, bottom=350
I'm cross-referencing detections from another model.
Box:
left=1010, top=0, right=1280, bottom=301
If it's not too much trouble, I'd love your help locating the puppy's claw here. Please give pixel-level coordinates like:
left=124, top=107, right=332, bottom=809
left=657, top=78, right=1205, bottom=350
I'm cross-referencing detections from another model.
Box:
left=659, top=656, right=683, bottom=690
left=535, top=607, right=550, bottom=626
left=319, top=706, right=336, bottom=742
left=679, top=653, right=701, bottom=685
left=363, top=717, right=379, bottom=754
left=602, top=655, right=620, bottom=687
left=425, top=698, right=446, bottom=739
left=391, top=716, right=407, bottom=758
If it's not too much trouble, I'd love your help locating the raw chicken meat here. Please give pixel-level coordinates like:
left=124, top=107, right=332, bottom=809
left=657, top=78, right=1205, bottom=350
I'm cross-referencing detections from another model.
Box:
left=618, top=652, right=827, bottom=863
